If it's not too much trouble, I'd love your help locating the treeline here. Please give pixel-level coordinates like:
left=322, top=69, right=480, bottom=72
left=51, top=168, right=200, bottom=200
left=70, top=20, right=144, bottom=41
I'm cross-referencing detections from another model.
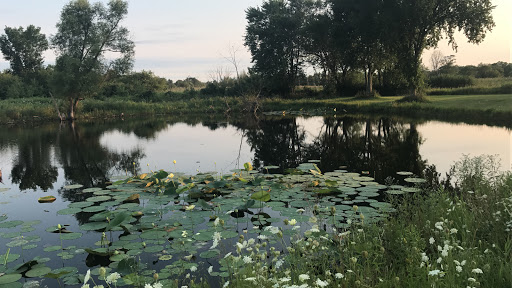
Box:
left=0, top=0, right=499, bottom=113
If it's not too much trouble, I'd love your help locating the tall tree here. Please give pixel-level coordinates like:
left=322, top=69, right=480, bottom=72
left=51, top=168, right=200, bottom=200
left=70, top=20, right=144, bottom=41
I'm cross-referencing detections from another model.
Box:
left=0, top=25, right=48, bottom=76
left=51, top=0, right=134, bottom=120
left=383, top=0, right=495, bottom=99
left=245, top=0, right=319, bottom=96
left=341, top=0, right=388, bottom=96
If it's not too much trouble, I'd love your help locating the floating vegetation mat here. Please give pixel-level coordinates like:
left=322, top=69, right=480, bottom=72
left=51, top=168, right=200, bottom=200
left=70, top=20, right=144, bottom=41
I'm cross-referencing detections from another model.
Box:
left=0, top=163, right=424, bottom=287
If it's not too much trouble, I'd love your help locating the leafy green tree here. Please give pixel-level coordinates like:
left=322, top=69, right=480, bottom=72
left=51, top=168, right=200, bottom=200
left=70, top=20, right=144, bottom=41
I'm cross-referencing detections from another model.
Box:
left=383, top=0, right=495, bottom=99
left=245, top=0, right=319, bottom=96
left=51, top=0, right=134, bottom=120
left=332, top=0, right=388, bottom=96
left=0, top=25, right=48, bottom=76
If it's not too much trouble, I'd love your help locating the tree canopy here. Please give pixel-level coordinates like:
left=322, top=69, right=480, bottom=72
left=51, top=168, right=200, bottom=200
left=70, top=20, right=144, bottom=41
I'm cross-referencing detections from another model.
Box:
left=0, top=25, right=48, bottom=76
left=51, top=0, right=134, bottom=119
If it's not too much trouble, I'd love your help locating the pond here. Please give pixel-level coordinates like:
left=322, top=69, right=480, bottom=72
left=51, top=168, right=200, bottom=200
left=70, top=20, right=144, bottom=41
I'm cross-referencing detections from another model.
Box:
left=0, top=114, right=510, bottom=287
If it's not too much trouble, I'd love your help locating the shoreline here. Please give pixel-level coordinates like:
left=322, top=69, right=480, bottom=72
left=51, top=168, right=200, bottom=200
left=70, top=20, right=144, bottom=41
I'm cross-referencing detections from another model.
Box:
left=0, top=94, right=510, bottom=128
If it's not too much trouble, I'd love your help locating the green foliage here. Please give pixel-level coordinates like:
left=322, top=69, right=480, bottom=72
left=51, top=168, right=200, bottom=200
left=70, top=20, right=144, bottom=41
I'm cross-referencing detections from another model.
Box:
left=0, top=25, right=48, bottom=76
left=51, top=0, right=135, bottom=119
left=384, top=0, right=495, bottom=96
left=428, top=75, right=474, bottom=88
left=245, top=0, right=319, bottom=96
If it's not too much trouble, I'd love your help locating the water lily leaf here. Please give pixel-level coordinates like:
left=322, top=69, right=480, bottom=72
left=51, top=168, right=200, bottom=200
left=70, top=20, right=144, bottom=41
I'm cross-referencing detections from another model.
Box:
left=82, top=206, right=105, bottom=213
left=196, top=199, right=213, bottom=210
left=200, top=250, right=220, bottom=259
left=105, top=212, right=131, bottom=231
left=404, top=177, right=427, bottom=184
left=396, top=171, right=413, bottom=176
left=82, top=187, right=103, bottom=193
left=43, top=245, right=62, bottom=252
left=0, top=215, right=7, bottom=222
left=0, top=220, right=23, bottom=228
left=63, top=184, right=83, bottom=190
left=68, top=202, right=94, bottom=208
left=79, top=222, right=108, bottom=231
left=86, top=195, right=111, bottom=202
left=0, top=253, right=20, bottom=263
left=26, top=266, right=52, bottom=278
left=385, top=190, right=405, bottom=195
left=0, top=274, right=22, bottom=284
left=57, top=208, right=82, bottom=215
left=251, top=191, right=270, bottom=202
left=401, top=187, right=421, bottom=193
left=159, top=255, right=173, bottom=261
left=38, top=196, right=56, bottom=203
left=60, top=233, right=82, bottom=240
left=140, top=230, right=167, bottom=240
left=6, top=239, right=29, bottom=247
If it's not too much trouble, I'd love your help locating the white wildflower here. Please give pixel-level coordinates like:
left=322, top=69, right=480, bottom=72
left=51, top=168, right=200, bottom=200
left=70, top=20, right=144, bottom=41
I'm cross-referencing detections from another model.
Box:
left=223, top=281, right=229, bottom=288
left=429, top=269, right=441, bottom=276
left=153, top=283, right=163, bottom=288
left=190, top=266, right=197, bottom=272
left=243, top=256, right=253, bottom=264
left=456, top=266, right=462, bottom=273
left=429, top=237, right=435, bottom=244
left=279, top=277, right=291, bottom=282
left=468, top=277, right=476, bottom=282
left=450, top=228, right=458, bottom=234
left=335, top=273, right=344, bottom=279
left=289, top=219, right=297, bottom=225
left=208, top=266, right=213, bottom=275
left=316, top=278, right=328, bottom=287
left=106, top=272, right=121, bottom=284
left=472, top=268, right=483, bottom=274
left=276, top=259, right=284, bottom=269
left=299, top=274, right=310, bottom=282
left=461, top=260, right=466, bottom=266
left=214, top=217, right=221, bottom=227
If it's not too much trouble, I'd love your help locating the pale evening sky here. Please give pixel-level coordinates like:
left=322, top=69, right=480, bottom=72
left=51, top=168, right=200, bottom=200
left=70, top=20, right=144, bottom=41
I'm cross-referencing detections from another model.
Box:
left=0, top=0, right=510, bottom=81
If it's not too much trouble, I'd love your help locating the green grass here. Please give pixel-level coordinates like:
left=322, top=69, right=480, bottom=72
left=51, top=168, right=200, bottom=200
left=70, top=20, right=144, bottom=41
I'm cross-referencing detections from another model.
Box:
left=0, top=94, right=511, bottom=127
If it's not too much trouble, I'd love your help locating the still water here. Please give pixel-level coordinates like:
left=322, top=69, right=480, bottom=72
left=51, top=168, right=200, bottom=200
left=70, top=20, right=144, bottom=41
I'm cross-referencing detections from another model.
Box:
left=0, top=114, right=509, bottom=286
left=0, top=115, right=510, bottom=193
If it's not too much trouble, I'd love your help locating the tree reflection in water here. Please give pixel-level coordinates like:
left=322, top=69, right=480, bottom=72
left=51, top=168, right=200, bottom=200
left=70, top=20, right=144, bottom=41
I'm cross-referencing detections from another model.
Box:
left=238, top=116, right=427, bottom=183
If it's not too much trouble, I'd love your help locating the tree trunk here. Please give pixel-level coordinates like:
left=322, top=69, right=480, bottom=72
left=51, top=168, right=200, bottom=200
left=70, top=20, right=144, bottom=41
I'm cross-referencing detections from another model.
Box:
left=68, top=97, right=80, bottom=121
left=366, top=64, right=373, bottom=95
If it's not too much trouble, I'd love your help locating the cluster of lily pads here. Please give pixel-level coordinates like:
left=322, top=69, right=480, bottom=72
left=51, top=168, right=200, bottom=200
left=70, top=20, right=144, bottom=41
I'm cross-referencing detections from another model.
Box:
left=0, top=162, right=425, bottom=287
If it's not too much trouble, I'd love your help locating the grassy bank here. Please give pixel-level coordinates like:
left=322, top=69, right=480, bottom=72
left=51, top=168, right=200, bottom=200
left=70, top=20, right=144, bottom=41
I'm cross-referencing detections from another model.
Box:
left=0, top=94, right=511, bottom=127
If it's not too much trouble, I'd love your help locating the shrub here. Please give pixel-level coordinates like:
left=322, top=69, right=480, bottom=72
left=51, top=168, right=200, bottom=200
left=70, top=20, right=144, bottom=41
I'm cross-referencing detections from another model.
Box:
left=428, top=74, right=474, bottom=88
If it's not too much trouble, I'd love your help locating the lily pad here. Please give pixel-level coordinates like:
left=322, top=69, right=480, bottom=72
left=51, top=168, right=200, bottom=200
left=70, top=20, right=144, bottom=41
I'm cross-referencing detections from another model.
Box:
left=63, top=184, right=83, bottom=190
left=60, top=233, right=82, bottom=240
left=0, top=274, right=22, bottom=285
left=25, top=266, right=52, bottom=278
left=57, top=208, right=83, bottom=215
left=0, top=220, right=23, bottom=228
left=38, top=196, right=56, bottom=203
left=404, top=177, right=427, bottom=184
left=396, top=171, right=413, bottom=176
